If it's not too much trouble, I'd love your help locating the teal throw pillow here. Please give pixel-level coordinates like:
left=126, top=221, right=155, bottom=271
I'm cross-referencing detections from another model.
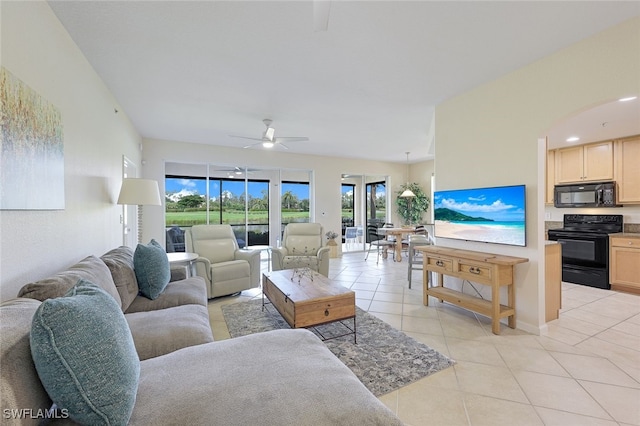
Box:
left=134, top=239, right=170, bottom=299
left=30, top=280, right=140, bottom=425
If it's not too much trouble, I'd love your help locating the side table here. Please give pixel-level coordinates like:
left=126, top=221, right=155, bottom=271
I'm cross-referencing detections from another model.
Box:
left=242, top=245, right=272, bottom=271
left=166, top=252, right=198, bottom=278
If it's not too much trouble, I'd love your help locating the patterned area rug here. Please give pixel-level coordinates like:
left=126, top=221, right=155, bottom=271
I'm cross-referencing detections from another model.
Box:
left=222, top=299, right=455, bottom=396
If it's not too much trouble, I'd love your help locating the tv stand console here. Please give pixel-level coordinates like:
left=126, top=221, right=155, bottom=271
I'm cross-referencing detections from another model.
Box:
left=415, top=246, right=528, bottom=334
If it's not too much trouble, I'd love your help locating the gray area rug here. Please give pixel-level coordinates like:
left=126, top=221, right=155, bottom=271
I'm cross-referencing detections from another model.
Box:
left=222, top=299, right=455, bottom=396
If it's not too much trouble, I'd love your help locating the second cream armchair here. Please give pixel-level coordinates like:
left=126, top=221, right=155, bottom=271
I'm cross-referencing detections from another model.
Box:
left=185, top=225, right=261, bottom=299
left=272, top=223, right=330, bottom=277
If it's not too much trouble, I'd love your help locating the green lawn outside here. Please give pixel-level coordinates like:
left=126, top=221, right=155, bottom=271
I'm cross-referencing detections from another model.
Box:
left=166, top=210, right=310, bottom=227
left=166, top=209, right=386, bottom=227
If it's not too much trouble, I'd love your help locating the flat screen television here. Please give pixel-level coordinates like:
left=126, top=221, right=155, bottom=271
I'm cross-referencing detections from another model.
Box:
left=433, top=184, right=526, bottom=247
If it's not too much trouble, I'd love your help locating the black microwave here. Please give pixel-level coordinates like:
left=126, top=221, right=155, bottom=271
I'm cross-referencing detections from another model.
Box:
left=554, top=181, right=620, bottom=208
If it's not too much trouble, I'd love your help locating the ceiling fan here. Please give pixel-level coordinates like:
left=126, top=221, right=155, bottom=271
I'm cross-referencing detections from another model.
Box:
left=211, top=166, right=260, bottom=178
left=229, top=119, right=309, bottom=150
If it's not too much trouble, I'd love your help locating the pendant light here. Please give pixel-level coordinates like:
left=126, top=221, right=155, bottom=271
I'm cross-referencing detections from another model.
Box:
left=400, top=152, right=415, bottom=198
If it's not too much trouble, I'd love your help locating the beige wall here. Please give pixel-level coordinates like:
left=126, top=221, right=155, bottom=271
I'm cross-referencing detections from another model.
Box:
left=435, top=17, right=640, bottom=333
left=0, top=2, right=142, bottom=300
left=409, top=160, right=435, bottom=223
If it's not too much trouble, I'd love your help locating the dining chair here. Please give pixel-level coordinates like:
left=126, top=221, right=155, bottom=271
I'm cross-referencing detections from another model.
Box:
left=365, top=225, right=395, bottom=264
left=407, top=234, right=432, bottom=288
left=402, top=224, right=427, bottom=255
left=344, top=226, right=358, bottom=249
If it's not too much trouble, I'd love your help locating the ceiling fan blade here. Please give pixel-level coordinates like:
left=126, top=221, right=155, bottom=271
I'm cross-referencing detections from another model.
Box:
left=313, top=0, right=331, bottom=32
left=277, top=142, right=290, bottom=150
left=275, top=137, right=309, bottom=142
left=242, top=142, right=262, bottom=149
left=230, top=135, right=263, bottom=141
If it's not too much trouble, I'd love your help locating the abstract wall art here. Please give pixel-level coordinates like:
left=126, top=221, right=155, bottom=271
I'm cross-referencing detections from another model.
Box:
left=1, top=67, right=65, bottom=210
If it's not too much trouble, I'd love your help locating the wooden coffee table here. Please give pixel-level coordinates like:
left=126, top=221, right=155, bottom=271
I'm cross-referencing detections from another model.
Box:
left=262, top=269, right=356, bottom=343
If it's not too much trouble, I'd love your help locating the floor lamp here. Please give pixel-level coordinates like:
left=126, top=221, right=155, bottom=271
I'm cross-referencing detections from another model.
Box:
left=117, top=178, right=161, bottom=244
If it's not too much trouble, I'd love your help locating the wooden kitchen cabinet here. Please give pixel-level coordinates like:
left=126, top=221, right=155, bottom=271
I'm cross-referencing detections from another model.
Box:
left=614, top=136, right=640, bottom=204
left=556, top=141, right=613, bottom=184
left=610, top=233, right=640, bottom=295
left=545, top=242, right=562, bottom=322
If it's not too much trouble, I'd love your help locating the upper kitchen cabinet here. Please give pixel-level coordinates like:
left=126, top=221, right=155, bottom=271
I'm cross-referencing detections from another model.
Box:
left=615, top=135, right=640, bottom=204
left=556, top=141, right=614, bottom=184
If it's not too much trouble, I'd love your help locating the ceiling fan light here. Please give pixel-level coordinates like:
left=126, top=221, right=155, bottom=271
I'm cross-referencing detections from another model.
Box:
left=262, top=141, right=275, bottom=148
left=400, top=189, right=416, bottom=198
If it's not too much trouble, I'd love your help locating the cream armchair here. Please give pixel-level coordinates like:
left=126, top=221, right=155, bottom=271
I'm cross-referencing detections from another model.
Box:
left=272, top=223, right=330, bottom=277
left=185, top=225, right=260, bottom=299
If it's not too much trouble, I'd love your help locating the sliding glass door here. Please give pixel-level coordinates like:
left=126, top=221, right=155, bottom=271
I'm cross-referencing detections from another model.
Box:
left=340, top=174, right=389, bottom=252
left=366, top=178, right=387, bottom=228
left=164, top=162, right=311, bottom=252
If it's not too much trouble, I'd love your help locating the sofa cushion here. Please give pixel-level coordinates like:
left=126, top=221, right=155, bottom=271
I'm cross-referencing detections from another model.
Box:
left=130, top=329, right=403, bottom=425
left=101, top=246, right=139, bottom=311
left=17, top=255, right=122, bottom=309
left=134, top=239, right=170, bottom=300
left=125, top=276, right=207, bottom=313
left=30, top=280, right=140, bottom=426
left=1, top=298, right=50, bottom=425
left=126, top=304, right=214, bottom=360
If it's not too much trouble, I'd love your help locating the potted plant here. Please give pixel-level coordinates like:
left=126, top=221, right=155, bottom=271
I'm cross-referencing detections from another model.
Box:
left=325, top=230, right=340, bottom=258
left=396, top=183, right=430, bottom=225
left=325, top=231, right=339, bottom=246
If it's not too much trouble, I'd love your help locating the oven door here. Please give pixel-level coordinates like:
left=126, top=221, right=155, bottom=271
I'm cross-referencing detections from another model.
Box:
left=547, top=231, right=608, bottom=268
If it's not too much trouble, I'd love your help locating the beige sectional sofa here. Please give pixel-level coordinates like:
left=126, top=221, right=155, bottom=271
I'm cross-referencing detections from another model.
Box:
left=1, top=246, right=403, bottom=425
left=17, top=246, right=213, bottom=361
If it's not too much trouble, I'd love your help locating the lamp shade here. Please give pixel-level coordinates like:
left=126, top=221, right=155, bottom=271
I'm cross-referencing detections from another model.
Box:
left=400, top=189, right=416, bottom=198
left=117, top=178, right=161, bottom=206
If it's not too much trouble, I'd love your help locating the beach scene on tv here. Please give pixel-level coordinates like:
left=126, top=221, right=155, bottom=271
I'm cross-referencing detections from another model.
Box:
left=434, top=185, right=526, bottom=246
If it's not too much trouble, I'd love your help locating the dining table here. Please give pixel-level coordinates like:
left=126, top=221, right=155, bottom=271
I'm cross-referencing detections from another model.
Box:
left=378, top=226, right=417, bottom=262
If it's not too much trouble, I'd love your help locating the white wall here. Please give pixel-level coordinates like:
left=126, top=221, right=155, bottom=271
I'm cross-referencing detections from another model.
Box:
left=0, top=2, right=142, bottom=301
left=140, top=138, right=412, bottom=246
left=434, top=17, right=640, bottom=333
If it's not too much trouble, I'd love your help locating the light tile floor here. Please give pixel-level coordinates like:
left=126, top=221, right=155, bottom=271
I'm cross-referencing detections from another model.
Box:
left=207, top=252, right=640, bottom=426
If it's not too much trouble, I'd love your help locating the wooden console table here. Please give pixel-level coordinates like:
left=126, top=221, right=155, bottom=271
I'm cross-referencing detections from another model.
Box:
left=415, top=246, right=528, bottom=334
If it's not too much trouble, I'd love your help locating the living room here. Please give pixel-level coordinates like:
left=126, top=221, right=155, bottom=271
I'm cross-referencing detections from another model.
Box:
left=2, top=2, right=639, bottom=425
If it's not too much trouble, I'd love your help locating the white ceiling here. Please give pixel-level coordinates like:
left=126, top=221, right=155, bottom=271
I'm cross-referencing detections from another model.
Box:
left=48, top=1, right=640, bottom=163
left=546, top=97, right=640, bottom=149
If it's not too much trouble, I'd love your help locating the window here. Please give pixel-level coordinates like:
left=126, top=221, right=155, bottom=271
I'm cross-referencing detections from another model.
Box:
left=165, top=176, right=208, bottom=227
left=341, top=184, right=355, bottom=238
left=366, top=180, right=386, bottom=227
left=281, top=181, right=310, bottom=226
left=165, top=164, right=312, bottom=250
left=165, top=175, right=269, bottom=249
